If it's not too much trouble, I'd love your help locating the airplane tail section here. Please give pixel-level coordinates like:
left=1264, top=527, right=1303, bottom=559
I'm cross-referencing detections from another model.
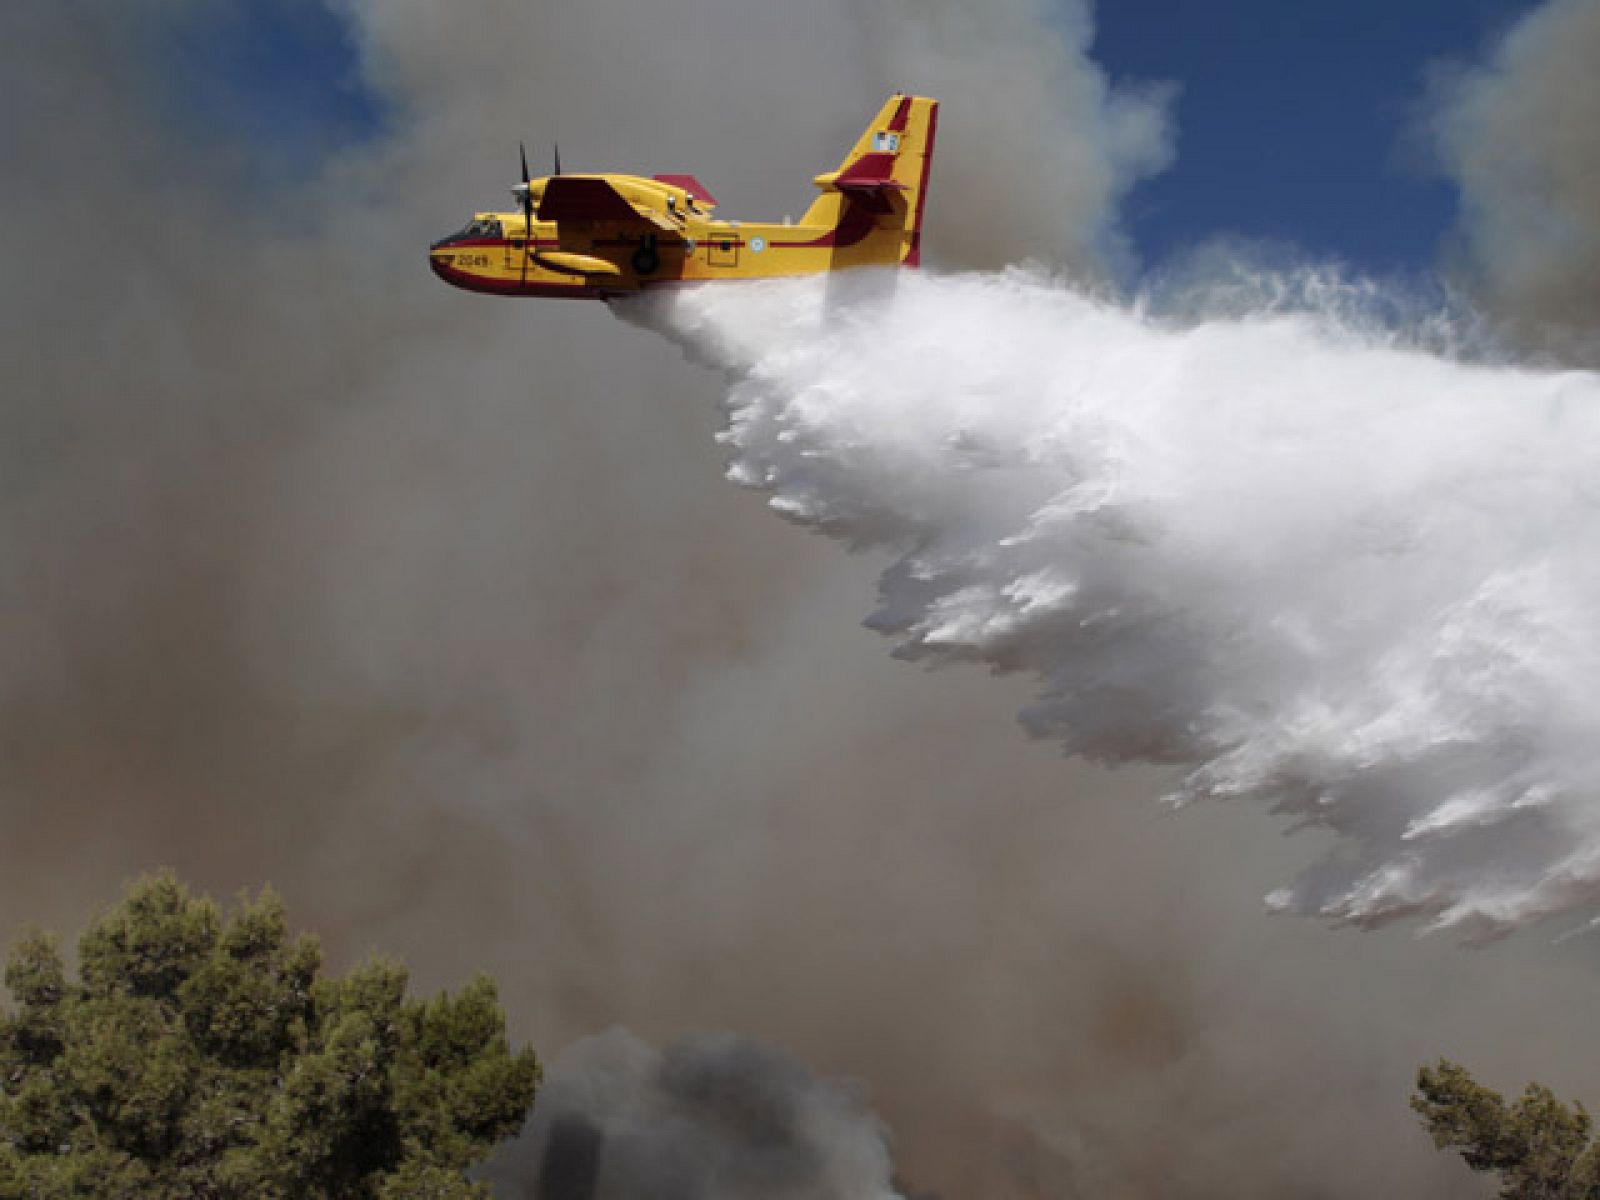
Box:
left=802, top=94, right=939, bottom=267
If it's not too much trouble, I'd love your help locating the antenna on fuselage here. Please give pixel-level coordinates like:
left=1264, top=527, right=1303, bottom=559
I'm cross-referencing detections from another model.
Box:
left=553, top=144, right=563, bottom=176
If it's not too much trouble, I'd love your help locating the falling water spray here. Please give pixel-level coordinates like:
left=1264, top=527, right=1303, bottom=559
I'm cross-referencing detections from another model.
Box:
left=621, top=267, right=1600, bottom=938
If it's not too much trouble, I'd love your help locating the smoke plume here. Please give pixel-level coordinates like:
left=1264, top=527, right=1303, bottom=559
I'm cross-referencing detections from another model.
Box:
left=625, top=268, right=1600, bottom=938
left=484, top=1030, right=901, bottom=1200
left=859, top=0, right=1175, bottom=275
left=6, top=1, right=1600, bottom=1198
left=1427, top=0, right=1600, bottom=365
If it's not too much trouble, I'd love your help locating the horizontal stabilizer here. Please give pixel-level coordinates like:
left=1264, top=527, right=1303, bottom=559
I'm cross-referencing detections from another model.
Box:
left=538, top=177, right=644, bottom=222
left=817, top=152, right=907, bottom=194
left=652, top=174, right=717, bottom=207
left=835, top=178, right=906, bottom=194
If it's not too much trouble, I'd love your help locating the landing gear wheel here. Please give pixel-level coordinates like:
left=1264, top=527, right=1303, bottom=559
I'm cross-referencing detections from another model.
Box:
left=631, top=236, right=660, bottom=277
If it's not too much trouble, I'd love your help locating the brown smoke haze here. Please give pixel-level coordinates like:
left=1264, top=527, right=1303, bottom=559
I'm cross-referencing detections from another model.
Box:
left=3, top=2, right=1599, bottom=1196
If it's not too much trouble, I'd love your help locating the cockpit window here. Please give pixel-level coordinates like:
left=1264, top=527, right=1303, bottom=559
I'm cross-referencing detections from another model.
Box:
left=459, top=218, right=504, bottom=239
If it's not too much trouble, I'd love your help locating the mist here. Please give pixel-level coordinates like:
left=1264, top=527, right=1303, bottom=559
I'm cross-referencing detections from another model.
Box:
left=3, top=2, right=1600, bottom=1198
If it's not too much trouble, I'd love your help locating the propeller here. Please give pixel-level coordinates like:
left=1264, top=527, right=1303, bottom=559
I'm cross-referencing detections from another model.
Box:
left=509, top=142, right=565, bottom=288
left=517, top=141, right=534, bottom=285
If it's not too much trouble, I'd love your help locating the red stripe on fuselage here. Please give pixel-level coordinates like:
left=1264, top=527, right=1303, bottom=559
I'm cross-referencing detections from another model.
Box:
left=769, top=198, right=879, bottom=250
left=429, top=258, right=602, bottom=298
left=440, top=237, right=560, bottom=249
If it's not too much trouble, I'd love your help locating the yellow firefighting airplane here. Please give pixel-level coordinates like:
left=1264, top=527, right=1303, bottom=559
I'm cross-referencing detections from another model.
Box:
left=429, top=95, right=938, bottom=299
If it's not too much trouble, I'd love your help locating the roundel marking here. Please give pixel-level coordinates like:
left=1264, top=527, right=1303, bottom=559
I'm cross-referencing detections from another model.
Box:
left=749, top=235, right=767, bottom=253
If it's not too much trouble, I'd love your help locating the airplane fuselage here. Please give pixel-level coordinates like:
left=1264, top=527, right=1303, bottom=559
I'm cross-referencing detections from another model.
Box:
left=429, top=95, right=939, bottom=300
left=430, top=176, right=921, bottom=299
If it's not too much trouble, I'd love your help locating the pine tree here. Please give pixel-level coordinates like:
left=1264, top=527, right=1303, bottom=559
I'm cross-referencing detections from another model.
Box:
left=1414, top=1060, right=1600, bottom=1199
left=0, top=872, right=540, bottom=1199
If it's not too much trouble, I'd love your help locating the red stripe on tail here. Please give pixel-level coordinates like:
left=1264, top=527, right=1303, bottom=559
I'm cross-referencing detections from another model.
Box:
left=905, top=100, right=939, bottom=268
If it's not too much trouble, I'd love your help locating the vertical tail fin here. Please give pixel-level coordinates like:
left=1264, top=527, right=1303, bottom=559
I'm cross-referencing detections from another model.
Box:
left=802, top=94, right=940, bottom=267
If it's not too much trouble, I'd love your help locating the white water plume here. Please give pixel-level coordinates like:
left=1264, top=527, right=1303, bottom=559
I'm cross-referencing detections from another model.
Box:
left=620, top=269, right=1600, bottom=939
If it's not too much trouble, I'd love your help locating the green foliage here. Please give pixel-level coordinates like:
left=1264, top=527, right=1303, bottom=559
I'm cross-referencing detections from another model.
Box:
left=0, top=872, right=539, bottom=1199
left=1414, top=1059, right=1600, bottom=1199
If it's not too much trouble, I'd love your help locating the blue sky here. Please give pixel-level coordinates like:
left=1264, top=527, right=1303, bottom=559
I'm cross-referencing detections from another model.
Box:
left=164, top=0, right=1543, bottom=276
left=159, top=0, right=381, bottom=179
left=1095, top=0, right=1541, bottom=272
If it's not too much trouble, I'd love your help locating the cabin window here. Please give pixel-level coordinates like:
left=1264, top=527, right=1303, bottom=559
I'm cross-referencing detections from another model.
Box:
left=872, top=131, right=902, bottom=153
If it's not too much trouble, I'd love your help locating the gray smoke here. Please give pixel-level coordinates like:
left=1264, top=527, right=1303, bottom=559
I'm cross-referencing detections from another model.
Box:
left=3, top=2, right=1599, bottom=1198
left=859, top=0, right=1175, bottom=274
left=483, top=1030, right=901, bottom=1200
left=340, top=0, right=1172, bottom=277
left=1426, top=0, right=1600, bottom=364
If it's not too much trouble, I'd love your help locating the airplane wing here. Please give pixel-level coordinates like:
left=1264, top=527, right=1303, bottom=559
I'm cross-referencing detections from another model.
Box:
left=537, top=177, right=683, bottom=234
